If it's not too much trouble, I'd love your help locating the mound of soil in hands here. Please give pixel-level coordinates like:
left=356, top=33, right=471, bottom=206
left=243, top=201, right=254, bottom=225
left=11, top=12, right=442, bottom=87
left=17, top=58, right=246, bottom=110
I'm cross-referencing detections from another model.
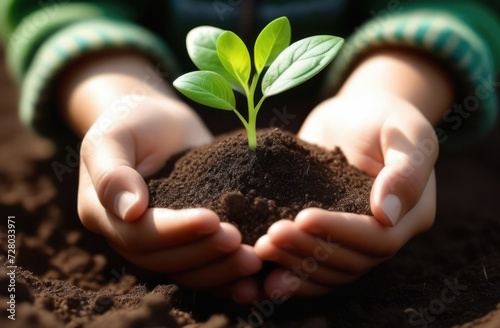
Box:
left=147, top=129, right=373, bottom=244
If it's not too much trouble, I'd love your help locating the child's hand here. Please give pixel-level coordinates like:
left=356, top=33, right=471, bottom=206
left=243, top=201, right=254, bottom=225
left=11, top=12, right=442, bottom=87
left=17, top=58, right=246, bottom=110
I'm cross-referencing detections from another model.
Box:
left=255, top=92, right=437, bottom=297
left=78, top=96, right=261, bottom=290
left=59, top=51, right=262, bottom=294
left=254, top=46, right=454, bottom=299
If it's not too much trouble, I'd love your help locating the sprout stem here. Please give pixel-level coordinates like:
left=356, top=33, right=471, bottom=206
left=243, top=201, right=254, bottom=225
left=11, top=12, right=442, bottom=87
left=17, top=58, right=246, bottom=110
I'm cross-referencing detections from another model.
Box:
left=232, top=109, right=249, bottom=129
left=242, top=73, right=267, bottom=151
left=243, top=80, right=256, bottom=150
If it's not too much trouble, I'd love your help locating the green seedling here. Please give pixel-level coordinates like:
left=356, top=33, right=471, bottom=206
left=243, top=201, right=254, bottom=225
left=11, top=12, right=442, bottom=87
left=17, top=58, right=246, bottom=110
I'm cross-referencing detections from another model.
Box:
left=173, top=16, right=344, bottom=150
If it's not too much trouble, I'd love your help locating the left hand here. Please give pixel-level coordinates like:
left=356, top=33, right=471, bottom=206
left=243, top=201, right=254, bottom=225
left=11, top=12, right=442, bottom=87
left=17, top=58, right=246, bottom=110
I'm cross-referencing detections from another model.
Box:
left=254, top=91, right=438, bottom=298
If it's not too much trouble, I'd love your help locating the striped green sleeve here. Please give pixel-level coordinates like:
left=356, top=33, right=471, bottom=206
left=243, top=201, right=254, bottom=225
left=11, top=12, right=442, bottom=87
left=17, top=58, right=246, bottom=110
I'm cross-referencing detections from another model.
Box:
left=0, top=1, right=180, bottom=141
left=0, top=1, right=140, bottom=82
left=326, top=2, right=499, bottom=151
left=19, top=18, right=180, bottom=140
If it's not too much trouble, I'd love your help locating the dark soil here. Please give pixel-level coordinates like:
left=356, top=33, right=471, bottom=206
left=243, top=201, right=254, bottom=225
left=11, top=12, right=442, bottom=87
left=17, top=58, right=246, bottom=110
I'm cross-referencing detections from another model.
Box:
left=1, top=51, right=500, bottom=328
left=148, top=129, right=373, bottom=245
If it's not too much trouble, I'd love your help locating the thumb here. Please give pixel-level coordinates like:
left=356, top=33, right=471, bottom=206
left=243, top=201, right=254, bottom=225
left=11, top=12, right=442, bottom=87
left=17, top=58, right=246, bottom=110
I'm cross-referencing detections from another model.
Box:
left=81, top=132, right=149, bottom=222
left=371, top=118, right=438, bottom=227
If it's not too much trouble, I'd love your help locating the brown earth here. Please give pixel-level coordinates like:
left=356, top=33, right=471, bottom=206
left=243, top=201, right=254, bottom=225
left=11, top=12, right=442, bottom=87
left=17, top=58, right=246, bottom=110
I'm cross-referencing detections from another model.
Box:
left=0, top=51, right=499, bottom=327
left=148, top=128, right=373, bottom=245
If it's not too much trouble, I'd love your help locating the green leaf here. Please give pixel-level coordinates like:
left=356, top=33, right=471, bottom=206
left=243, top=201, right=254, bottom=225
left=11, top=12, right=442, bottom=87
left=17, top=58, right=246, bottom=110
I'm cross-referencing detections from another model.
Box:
left=186, top=26, right=244, bottom=93
left=262, top=36, right=344, bottom=97
left=173, top=71, right=236, bottom=111
left=254, top=16, right=291, bottom=74
left=217, top=31, right=251, bottom=89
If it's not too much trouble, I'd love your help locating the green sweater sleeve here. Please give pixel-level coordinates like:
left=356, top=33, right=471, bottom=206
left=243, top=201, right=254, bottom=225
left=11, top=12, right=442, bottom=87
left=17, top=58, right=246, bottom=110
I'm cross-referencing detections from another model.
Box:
left=326, top=0, right=500, bottom=151
left=0, top=0, right=179, bottom=141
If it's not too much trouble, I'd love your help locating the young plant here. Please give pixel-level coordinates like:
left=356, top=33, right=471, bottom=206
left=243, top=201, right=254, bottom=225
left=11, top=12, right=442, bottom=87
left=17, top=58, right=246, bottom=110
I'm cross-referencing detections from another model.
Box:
left=173, top=17, right=343, bottom=151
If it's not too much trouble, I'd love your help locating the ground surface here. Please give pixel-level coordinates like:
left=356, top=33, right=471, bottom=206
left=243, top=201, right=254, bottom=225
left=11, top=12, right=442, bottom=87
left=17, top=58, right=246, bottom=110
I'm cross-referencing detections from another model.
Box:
left=0, top=52, right=499, bottom=327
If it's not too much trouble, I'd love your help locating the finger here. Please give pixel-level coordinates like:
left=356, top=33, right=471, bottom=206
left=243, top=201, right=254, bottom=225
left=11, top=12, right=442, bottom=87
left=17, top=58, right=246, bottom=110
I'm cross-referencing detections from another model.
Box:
left=295, top=176, right=435, bottom=258
left=371, top=112, right=438, bottom=226
left=81, top=127, right=147, bottom=222
left=227, top=277, right=262, bottom=304
left=78, top=164, right=222, bottom=251
left=109, top=222, right=242, bottom=273
left=169, top=245, right=262, bottom=290
left=296, top=210, right=396, bottom=257
left=213, top=277, right=262, bottom=303
left=258, top=220, right=384, bottom=273
left=255, top=236, right=363, bottom=286
left=263, top=268, right=333, bottom=298
left=105, top=208, right=224, bottom=252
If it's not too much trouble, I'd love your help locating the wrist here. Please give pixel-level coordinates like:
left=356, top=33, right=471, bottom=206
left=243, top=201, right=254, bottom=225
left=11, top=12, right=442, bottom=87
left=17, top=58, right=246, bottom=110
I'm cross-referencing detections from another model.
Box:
left=58, top=50, right=177, bottom=137
left=338, top=47, right=454, bottom=126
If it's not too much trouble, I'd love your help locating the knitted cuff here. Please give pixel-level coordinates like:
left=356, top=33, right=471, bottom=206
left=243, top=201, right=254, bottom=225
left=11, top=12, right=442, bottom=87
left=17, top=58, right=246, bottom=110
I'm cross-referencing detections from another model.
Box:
left=326, top=10, right=498, bottom=151
left=18, top=18, right=179, bottom=141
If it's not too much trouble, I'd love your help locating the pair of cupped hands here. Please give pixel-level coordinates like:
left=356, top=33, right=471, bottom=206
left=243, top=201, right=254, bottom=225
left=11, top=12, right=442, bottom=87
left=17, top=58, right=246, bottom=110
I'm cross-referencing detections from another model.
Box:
left=77, top=89, right=437, bottom=304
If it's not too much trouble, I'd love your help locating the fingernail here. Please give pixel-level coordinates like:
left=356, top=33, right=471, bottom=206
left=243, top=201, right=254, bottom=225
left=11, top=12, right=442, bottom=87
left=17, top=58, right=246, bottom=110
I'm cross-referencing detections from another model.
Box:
left=382, top=194, right=402, bottom=226
left=196, top=222, right=219, bottom=235
left=217, top=236, right=238, bottom=252
left=239, top=263, right=256, bottom=275
left=114, top=191, right=137, bottom=220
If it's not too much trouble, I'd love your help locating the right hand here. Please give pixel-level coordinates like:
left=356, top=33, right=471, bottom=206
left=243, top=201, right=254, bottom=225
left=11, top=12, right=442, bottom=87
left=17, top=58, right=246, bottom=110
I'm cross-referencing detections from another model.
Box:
left=77, top=95, right=262, bottom=292
left=255, top=92, right=438, bottom=298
